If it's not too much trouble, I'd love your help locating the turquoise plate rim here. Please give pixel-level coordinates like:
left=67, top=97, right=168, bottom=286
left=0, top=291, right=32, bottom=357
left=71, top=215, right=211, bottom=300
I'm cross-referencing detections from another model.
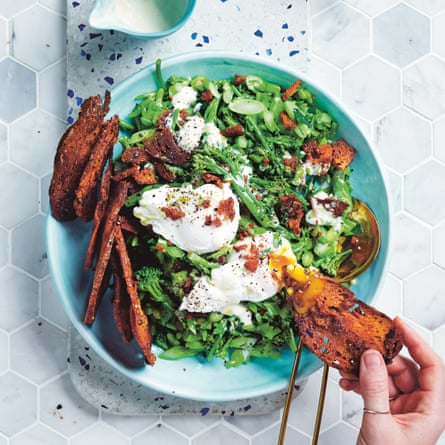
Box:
left=46, top=51, right=392, bottom=402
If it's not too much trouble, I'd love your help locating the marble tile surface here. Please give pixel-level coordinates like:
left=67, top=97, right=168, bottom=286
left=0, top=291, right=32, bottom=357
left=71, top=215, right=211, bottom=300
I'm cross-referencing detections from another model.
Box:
left=0, top=0, right=444, bottom=444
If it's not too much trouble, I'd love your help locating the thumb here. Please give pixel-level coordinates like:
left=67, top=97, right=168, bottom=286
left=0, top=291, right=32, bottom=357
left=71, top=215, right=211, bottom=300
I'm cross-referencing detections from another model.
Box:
left=359, top=349, right=391, bottom=413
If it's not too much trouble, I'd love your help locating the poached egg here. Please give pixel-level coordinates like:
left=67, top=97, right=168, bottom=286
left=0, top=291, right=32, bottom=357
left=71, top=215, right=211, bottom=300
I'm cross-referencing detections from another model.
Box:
left=179, top=232, right=297, bottom=324
left=133, top=183, right=240, bottom=254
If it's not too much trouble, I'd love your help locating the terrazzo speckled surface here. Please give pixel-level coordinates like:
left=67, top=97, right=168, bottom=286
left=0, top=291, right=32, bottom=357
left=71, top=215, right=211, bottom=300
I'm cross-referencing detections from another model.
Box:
left=1, top=0, right=445, bottom=444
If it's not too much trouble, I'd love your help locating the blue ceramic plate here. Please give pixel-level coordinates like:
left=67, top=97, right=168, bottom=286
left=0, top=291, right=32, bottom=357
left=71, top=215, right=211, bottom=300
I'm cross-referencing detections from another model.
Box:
left=47, top=51, right=391, bottom=402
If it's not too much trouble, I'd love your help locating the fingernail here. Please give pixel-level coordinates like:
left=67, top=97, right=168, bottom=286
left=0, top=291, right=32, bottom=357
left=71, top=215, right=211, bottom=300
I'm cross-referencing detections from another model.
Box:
left=363, top=350, right=383, bottom=369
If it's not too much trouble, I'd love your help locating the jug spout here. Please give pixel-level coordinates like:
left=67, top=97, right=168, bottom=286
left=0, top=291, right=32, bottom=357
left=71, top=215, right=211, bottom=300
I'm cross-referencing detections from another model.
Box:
left=89, top=0, right=120, bottom=31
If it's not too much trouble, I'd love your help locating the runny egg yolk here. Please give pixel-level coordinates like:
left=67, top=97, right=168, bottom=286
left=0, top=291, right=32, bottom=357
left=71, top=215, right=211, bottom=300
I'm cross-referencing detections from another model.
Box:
left=285, top=264, right=325, bottom=314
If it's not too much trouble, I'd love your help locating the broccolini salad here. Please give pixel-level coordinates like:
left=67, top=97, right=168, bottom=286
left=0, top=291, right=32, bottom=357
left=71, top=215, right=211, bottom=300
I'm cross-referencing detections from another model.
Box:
left=115, top=62, right=360, bottom=367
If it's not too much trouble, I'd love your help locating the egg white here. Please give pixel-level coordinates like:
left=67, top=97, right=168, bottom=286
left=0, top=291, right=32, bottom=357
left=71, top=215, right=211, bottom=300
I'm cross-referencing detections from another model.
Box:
left=133, top=183, right=240, bottom=254
left=179, top=232, right=297, bottom=324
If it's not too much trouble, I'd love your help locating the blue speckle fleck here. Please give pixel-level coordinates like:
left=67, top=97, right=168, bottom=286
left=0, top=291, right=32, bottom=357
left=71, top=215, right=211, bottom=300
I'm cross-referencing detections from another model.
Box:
left=200, top=407, right=210, bottom=416
left=282, top=23, right=289, bottom=29
left=191, top=32, right=198, bottom=40
left=78, top=24, right=86, bottom=31
left=67, top=116, right=74, bottom=125
left=289, top=50, right=300, bottom=57
left=243, top=405, right=252, bottom=412
left=195, top=42, right=203, bottom=47
left=202, top=35, right=210, bottom=44
left=266, top=48, right=272, bottom=56
left=75, top=97, right=83, bottom=106
left=109, top=53, right=116, bottom=61
left=104, top=76, right=114, bottom=85
left=72, top=1, right=80, bottom=7
left=300, top=30, right=306, bottom=35
left=78, top=356, right=86, bottom=366
left=135, top=56, right=143, bottom=65
left=67, top=89, right=74, bottom=98
left=287, top=36, right=295, bottom=42
left=254, top=29, right=263, bottom=38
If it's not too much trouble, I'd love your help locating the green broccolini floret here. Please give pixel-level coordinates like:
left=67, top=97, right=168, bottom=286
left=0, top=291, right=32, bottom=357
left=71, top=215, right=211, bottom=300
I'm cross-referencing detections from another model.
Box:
left=192, top=144, right=278, bottom=230
left=135, top=266, right=174, bottom=309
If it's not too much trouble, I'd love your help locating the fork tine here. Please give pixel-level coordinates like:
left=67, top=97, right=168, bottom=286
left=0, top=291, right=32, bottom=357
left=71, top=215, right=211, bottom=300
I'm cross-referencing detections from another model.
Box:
left=277, top=336, right=304, bottom=445
left=312, top=363, right=330, bottom=445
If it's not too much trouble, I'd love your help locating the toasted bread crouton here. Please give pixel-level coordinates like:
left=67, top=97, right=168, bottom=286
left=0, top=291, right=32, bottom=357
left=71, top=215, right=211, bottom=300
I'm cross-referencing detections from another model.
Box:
left=332, top=139, right=356, bottom=170
left=303, top=140, right=333, bottom=175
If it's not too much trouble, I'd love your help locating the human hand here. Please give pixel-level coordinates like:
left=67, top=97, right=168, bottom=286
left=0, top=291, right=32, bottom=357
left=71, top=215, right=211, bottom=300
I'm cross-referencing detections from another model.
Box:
left=339, top=317, right=445, bottom=445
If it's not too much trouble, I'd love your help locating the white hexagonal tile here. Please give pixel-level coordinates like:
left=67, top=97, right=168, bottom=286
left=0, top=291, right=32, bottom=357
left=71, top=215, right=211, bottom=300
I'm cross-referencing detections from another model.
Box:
left=388, top=212, right=431, bottom=279
left=287, top=372, right=340, bottom=436
left=191, top=423, right=248, bottom=445
left=12, top=214, right=48, bottom=279
left=251, top=423, right=310, bottom=445
left=374, top=107, right=431, bottom=174
left=0, top=226, right=8, bottom=268
left=225, top=410, right=280, bottom=436
left=0, top=122, right=7, bottom=165
left=385, top=168, right=403, bottom=213
left=433, top=12, right=445, bottom=61
left=312, top=3, right=370, bottom=69
left=0, top=372, right=37, bottom=437
left=310, top=0, right=335, bottom=16
left=101, top=412, right=159, bottom=437
left=402, top=316, right=433, bottom=346
left=306, top=54, right=341, bottom=99
left=403, top=56, right=445, bottom=120
left=12, top=5, right=66, bottom=71
left=41, top=275, right=68, bottom=330
left=40, top=173, right=51, bottom=215
left=344, top=0, right=399, bottom=16
left=0, top=1, right=36, bottom=18
left=0, top=58, right=36, bottom=123
left=434, top=324, right=445, bottom=363
left=71, top=423, right=129, bottom=445
left=0, top=163, right=39, bottom=229
left=373, top=273, right=403, bottom=318
left=0, top=267, right=39, bottom=331
left=40, top=373, right=98, bottom=437
left=373, top=4, right=430, bottom=67
left=434, top=115, right=445, bottom=163
left=10, top=424, right=67, bottom=445
left=405, top=265, right=445, bottom=330
left=0, top=17, right=7, bottom=61
left=405, top=160, right=445, bottom=225
left=10, top=110, right=64, bottom=177
left=39, top=0, right=67, bottom=15
left=40, top=59, right=68, bottom=120
left=10, top=318, right=67, bottom=384
left=319, top=421, right=359, bottom=444
left=342, top=56, right=401, bottom=120
left=162, top=415, right=219, bottom=438
left=433, top=222, right=445, bottom=268
left=132, top=424, right=189, bottom=445
left=404, top=0, right=445, bottom=15
left=0, top=330, right=8, bottom=373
